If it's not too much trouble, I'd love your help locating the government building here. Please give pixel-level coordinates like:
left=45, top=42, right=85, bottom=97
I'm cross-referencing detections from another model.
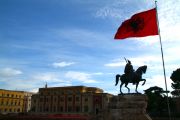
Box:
left=31, top=85, right=113, bottom=115
left=0, top=89, right=33, bottom=114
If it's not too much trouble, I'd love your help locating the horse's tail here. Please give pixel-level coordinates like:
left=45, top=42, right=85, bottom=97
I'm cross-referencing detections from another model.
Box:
left=115, top=74, right=121, bottom=86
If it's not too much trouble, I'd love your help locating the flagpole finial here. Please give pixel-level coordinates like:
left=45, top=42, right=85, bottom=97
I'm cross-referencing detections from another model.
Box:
left=155, top=0, right=157, bottom=7
left=155, top=0, right=158, bottom=7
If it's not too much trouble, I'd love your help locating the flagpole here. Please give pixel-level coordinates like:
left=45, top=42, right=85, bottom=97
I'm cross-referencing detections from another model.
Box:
left=155, top=1, right=171, bottom=120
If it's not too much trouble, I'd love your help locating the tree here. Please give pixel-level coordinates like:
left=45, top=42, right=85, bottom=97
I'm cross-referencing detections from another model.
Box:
left=144, top=86, right=168, bottom=116
left=170, top=68, right=180, bottom=97
left=145, top=86, right=176, bottom=117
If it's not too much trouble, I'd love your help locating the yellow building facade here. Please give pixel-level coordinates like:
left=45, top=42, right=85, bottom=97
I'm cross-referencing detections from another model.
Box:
left=31, top=86, right=113, bottom=115
left=0, top=89, right=33, bottom=114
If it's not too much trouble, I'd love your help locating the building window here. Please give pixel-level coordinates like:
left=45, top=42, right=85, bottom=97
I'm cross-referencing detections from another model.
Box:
left=68, top=106, right=72, bottom=112
left=67, top=90, right=73, bottom=94
left=84, top=97, right=88, bottom=102
left=68, top=97, right=72, bottom=102
left=40, top=98, right=43, bottom=102
left=76, top=106, right=80, bottom=112
left=54, top=98, right=57, bottom=102
left=53, top=106, right=56, bottom=112
left=46, top=107, right=49, bottom=112
left=60, top=106, right=63, bottom=112
left=60, top=91, right=64, bottom=95
left=75, top=97, right=80, bottom=102
left=60, top=97, right=64, bottom=102
left=40, top=106, right=42, bottom=112
left=1, top=101, right=4, bottom=105
left=84, top=106, right=89, bottom=112
left=31, top=107, right=36, bottom=112
left=40, top=92, right=43, bottom=96
left=75, top=90, right=81, bottom=94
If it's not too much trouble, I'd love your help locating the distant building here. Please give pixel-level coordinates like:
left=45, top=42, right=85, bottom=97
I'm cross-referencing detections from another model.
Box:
left=23, top=92, right=34, bottom=112
left=0, top=89, right=33, bottom=114
left=31, top=86, right=113, bottom=115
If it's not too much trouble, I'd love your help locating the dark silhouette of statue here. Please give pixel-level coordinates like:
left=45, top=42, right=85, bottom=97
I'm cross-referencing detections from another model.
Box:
left=115, top=58, right=147, bottom=94
left=124, top=60, right=135, bottom=85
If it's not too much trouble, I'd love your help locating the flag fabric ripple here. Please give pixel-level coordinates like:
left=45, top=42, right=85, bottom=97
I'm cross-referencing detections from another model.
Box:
left=114, top=8, right=158, bottom=39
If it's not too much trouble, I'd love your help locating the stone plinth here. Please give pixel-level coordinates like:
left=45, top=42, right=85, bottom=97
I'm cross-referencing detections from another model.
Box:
left=105, top=94, right=152, bottom=120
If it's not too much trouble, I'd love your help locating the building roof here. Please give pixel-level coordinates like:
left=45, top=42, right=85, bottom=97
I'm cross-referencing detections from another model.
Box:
left=38, top=85, right=104, bottom=94
left=0, top=89, right=34, bottom=94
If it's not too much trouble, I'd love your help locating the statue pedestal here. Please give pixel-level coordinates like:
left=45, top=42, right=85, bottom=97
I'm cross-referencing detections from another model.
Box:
left=105, top=94, right=152, bottom=120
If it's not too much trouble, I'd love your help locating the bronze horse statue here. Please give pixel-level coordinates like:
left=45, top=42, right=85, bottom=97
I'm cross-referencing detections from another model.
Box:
left=115, top=65, right=147, bottom=94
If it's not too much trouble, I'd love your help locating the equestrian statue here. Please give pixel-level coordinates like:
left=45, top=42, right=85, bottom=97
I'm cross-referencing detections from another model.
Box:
left=115, top=58, right=147, bottom=94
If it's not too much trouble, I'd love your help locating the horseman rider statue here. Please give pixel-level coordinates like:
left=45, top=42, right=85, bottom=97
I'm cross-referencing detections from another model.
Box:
left=124, top=59, right=135, bottom=85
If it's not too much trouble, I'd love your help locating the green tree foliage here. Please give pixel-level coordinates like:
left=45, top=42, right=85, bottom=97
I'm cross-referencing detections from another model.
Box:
left=144, top=86, right=175, bottom=117
left=170, top=68, right=180, bottom=97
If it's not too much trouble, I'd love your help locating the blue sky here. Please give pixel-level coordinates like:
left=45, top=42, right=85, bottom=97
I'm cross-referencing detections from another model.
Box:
left=0, top=0, right=180, bottom=94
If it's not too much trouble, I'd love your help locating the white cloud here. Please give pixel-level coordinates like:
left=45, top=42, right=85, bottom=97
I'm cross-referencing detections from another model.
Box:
left=29, top=88, right=39, bottom=93
left=91, top=72, right=104, bottom=75
left=0, top=68, right=22, bottom=77
left=57, top=28, right=113, bottom=49
left=52, top=61, right=75, bottom=68
left=95, top=6, right=123, bottom=19
left=49, top=82, right=72, bottom=87
left=1, top=79, right=39, bottom=91
left=65, top=71, right=99, bottom=83
left=105, top=55, right=161, bottom=68
left=94, top=0, right=150, bottom=19
left=105, top=61, right=124, bottom=67
left=104, top=58, right=126, bottom=67
left=33, top=73, right=64, bottom=82
left=145, top=75, right=173, bottom=92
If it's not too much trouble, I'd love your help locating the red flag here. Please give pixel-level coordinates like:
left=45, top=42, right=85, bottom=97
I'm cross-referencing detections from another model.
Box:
left=114, top=8, right=158, bottom=39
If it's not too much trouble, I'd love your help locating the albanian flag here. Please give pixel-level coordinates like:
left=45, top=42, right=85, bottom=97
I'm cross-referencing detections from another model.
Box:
left=114, top=8, right=158, bottom=39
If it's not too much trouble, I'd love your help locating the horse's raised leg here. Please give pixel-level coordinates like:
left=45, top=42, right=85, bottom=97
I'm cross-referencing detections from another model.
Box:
left=142, top=79, right=146, bottom=86
left=120, top=82, right=124, bottom=94
left=135, top=82, right=139, bottom=93
left=125, top=83, right=130, bottom=93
